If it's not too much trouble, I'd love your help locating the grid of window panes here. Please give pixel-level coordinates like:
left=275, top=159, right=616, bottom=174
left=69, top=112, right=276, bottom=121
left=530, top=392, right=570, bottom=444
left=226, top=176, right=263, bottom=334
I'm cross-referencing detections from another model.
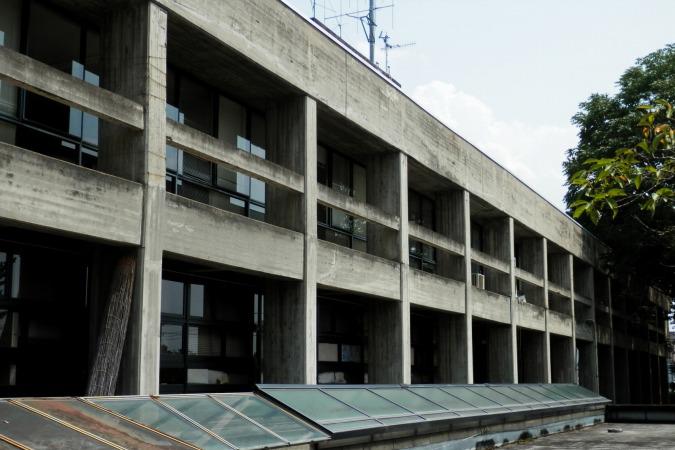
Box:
left=317, top=145, right=368, bottom=251
left=408, top=190, right=437, bottom=273
left=0, top=0, right=100, bottom=168
left=317, top=298, right=367, bottom=384
left=160, top=272, right=263, bottom=393
left=165, top=69, right=267, bottom=222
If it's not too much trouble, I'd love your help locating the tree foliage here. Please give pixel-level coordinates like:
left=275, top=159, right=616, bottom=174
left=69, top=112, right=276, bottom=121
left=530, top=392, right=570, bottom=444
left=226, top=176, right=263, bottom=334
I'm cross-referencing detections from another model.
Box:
left=564, top=43, right=675, bottom=304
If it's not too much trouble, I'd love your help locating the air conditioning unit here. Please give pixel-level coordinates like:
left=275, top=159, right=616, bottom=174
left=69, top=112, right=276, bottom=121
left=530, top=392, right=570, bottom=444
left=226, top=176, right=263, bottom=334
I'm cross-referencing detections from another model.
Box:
left=517, top=294, right=527, bottom=303
left=471, top=273, right=485, bottom=290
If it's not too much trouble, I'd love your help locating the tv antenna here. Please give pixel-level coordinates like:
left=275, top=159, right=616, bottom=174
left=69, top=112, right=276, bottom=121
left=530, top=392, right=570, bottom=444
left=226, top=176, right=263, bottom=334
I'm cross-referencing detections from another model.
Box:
left=379, top=31, right=415, bottom=75
left=313, top=0, right=394, bottom=65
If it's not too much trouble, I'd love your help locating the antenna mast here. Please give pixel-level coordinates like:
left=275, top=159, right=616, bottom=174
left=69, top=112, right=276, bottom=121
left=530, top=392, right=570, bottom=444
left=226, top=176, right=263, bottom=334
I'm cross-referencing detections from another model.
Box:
left=368, top=0, right=376, bottom=64
left=379, top=31, right=415, bottom=75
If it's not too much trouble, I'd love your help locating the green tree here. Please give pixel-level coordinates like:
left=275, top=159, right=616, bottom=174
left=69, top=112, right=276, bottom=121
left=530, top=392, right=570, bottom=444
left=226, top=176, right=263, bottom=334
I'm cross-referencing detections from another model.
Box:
left=564, top=43, right=675, bottom=305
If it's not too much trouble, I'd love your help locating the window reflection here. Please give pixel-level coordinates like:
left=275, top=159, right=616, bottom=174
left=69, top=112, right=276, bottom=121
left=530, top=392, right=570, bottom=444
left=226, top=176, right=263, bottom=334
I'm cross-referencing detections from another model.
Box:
left=408, top=190, right=437, bottom=273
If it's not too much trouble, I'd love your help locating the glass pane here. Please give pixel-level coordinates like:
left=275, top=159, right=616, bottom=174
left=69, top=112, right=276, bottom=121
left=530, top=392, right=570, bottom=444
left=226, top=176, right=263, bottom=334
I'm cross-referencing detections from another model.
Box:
left=318, top=343, right=338, bottom=362
left=324, top=419, right=381, bottom=433
left=466, top=386, right=520, bottom=407
left=162, top=397, right=285, bottom=449
left=92, top=399, right=230, bottom=450
left=188, top=326, right=221, bottom=357
left=179, top=77, right=214, bottom=135
left=250, top=179, right=265, bottom=203
left=216, top=166, right=237, bottom=192
left=179, top=181, right=210, bottom=204
left=218, top=96, right=245, bottom=147
left=262, top=388, right=369, bottom=422
left=250, top=114, right=266, bottom=150
left=249, top=204, right=265, bottom=222
left=161, top=324, right=183, bottom=355
left=331, top=153, right=350, bottom=195
left=187, top=368, right=229, bottom=385
left=525, top=384, right=566, bottom=401
left=370, top=388, right=446, bottom=414
left=225, top=332, right=246, bottom=357
left=189, top=284, right=205, bottom=318
left=325, top=389, right=412, bottom=418
left=0, top=401, right=110, bottom=450
left=19, top=399, right=194, bottom=449
left=183, top=153, right=212, bottom=182
left=341, top=344, right=362, bottom=362
left=0, top=310, right=19, bottom=348
left=352, top=164, right=366, bottom=202
left=440, top=387, right=501, bottom=409
left=408, top=387, right=476, bottom=412
left=353, top=218, right=367, bottom=239
left=213, top=394, right=326, bottom=444
left=514, top=385, right=556, bottom=402
left=331, top=209, right=352, bottom=232
left=162, top=280, right=184, bottom=315
left=236, top=173, right=250, bottom=196
left=490, top=386, right=536, bottom=405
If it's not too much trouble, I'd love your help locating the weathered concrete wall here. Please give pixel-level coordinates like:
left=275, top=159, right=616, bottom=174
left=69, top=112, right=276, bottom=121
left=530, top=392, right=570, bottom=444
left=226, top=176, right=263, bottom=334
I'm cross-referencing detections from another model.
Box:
left=471, top=288, right=511, bottom=324
left=164, top=194, right=304, bottom=279
left=409, top=269, right=465, bottom=313
left=152, top=0, right=607, bottom=266
left=549, top=310, right=573, bottom=337
left=0, top=143, right=142, bottom=244
left=517, top=303, right=546, bottom=332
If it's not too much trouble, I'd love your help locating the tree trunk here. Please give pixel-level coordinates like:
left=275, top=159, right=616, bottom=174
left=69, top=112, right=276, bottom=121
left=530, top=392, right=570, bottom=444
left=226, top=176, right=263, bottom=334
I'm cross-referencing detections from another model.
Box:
left=87, top=254, right=136, bottom=396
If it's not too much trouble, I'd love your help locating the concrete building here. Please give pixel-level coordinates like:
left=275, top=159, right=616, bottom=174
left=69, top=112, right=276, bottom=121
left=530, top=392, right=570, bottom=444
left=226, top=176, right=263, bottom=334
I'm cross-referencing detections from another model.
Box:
left=0, top=0, right=669, bottom=402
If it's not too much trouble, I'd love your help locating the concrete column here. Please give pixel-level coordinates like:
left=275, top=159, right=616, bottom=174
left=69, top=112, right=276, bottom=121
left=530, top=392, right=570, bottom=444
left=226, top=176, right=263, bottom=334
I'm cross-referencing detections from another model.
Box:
left=568, top=254, right=578, bottom=385
left=100, top=2, right=167, bottom=395
left=435, top=190, right=470, bottom=382
left=542, top=238, right=552, bottom=383
left=263, top=96, right=317, bottom=384
left=587, top=267, right=600, bottom=393
left=462, top=191, right=474, bottom=383
left=507, top=217, right=518, bottom=383
left=368, top=152, right=409, bottom=383
left=607, top=277, right=617, bottom=401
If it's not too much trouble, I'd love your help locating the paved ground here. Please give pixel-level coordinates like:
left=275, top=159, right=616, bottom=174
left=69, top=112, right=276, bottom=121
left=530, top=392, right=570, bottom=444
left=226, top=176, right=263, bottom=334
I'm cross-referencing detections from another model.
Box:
left=505, top=422, right=675, bottom=449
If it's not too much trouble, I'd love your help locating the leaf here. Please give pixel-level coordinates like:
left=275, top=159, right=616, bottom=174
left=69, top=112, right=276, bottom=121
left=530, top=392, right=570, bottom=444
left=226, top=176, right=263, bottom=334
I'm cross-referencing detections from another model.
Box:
left=634, top=175, right=642, bottom=189
left=607, top=198, right=619, bottom=219
left=572, top=203, right=589, bottom=218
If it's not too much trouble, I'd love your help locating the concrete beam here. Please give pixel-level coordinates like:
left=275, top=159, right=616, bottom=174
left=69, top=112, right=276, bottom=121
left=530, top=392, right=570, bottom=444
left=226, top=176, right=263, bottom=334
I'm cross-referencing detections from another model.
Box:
left=549, top=310, right=574, bottom=337
left=0, top=46, right=144, bottom=130
left=548, top=282, right=572, bottom=299
left=408, top=270, right=465, bottom=314
left=166, top=120, right=304, bottom=193
left=472, top=249, right=510, bottom=274
left=408, top=223, right=464, bottom=257
left=316, top=240, right=401, bottom=300
left=517, top=303, right=546, bottom=332
left=515, top=267, right=545, bottom=288
left=164, top=194, right=304, bottom=279
left=471, top=288, right=511, bottom=325
left=317, top=184, right=399, bottom=231
left=0, top=143, right=143, bottom=245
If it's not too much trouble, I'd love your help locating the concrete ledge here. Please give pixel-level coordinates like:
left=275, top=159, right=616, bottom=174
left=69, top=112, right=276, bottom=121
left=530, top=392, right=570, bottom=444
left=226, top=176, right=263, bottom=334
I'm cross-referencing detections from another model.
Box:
left=316, top=240, right=400, bottom=300
left=163, top=193, right=304, bottom=279
left=317, top=184, right=399, bottom=231
left=0, top=46, right=144, bottom=130
left=166, top=120, right=304, bottom=193
left=0, top=143, right=143, bottom=244
left=548, top=281, right=572, bottom=299
left=517, top=302, right=546, bottom=331
left=515, top=267, right=545, bottom=288
left=409, top=269, right=465, bottom=313
left=408, top=223, right=464, bottom=256
left=597, top=325, right=611, bottom=345
left=575, top=320, right=594, bottom=342
left=574, top=292, right=593, bottom=307
left=549, top=310, right=573, bottom=337
left=471, top=287, right=511, bottom=324
left=471, top=249, right=510, bottom=274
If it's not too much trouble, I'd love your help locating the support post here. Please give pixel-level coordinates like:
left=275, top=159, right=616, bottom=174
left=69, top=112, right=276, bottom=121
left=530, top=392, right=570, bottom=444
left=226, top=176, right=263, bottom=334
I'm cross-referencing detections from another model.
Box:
left=542, top=238, right=552, bottom=383
left=507, top=217, right=518, bottom=383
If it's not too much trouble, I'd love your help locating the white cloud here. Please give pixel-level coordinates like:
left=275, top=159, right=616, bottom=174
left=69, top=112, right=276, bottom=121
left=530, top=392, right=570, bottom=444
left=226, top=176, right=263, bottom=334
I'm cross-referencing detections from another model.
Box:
left=410, top=81, right=577, bottom=211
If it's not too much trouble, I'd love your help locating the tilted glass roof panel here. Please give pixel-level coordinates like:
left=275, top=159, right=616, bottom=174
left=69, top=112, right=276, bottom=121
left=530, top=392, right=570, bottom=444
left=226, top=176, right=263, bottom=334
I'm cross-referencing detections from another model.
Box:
left=260, top=388, right=370, bottom=422
left=408, top=387, right=478, bottom=414
left=512, top=385, right=559, bottom=403
left=212, top=394, right=328, bottom=444
left=369, top=388, right=447, bottom=414
left=321, top=388, right=418, bottom=419
left=556, top=384, right=596, bottom=399
left=490, top=386, right=540, bottom=405
left=0, top=401, right=112, bottom=450
left=541, top=384, right=585, bottom=401
left=465, top=386, right=524, bottom=408
left=525, top=384, right=568, bottom=401
left=18, top=398, right=194, bottom=450
left=322, top=419, right=383, bottom=434
left=438, top=387, right=504, bottom=410
left=161, top=396, right=286, bottom=450
left=91, top=398, right=231, bottom=450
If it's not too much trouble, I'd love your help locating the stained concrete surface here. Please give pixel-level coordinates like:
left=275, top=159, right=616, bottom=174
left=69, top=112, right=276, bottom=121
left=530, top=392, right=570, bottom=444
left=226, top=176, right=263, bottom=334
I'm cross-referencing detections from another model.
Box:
left=507, top=422, right=675, bottom=449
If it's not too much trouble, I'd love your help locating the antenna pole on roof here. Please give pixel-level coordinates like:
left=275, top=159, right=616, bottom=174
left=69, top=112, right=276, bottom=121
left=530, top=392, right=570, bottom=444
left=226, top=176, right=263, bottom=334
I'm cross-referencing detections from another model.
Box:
left=368, top=0, right=376, bottom=64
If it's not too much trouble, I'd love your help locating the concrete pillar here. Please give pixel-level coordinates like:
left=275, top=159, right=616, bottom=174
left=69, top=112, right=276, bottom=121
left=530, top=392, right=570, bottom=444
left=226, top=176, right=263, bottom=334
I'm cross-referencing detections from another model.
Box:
left=100, top=2, right=167, bottom=395
left=607, top=277, right=617, bottom=401
left=263, top=96, right=317, bottom=384
left=367, top=152, right=409, bottom=383
left=586, top=266, right=600, bottom=393
left=507, top=217, right=518, bottom=383
left=542, top=238, right=552, bottom=382
left=462, top=191, right=474, bottom=383
left=568, top=254, right=578, bottom=385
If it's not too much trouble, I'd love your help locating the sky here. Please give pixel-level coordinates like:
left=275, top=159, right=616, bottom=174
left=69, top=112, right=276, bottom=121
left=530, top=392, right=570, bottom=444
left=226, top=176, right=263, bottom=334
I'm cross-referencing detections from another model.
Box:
left=282, top=0, right=675, bottom=211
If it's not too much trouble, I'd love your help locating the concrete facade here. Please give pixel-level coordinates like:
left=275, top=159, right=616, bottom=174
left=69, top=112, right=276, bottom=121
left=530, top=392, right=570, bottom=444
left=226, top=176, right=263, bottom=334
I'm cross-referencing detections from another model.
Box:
left=0, top=0, right=669, bottom=401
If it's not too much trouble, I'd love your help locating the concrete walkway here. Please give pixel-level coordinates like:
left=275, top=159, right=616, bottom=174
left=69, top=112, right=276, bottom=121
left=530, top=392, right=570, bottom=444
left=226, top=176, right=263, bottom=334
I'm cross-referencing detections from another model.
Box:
left=506, top=422, right=675, bottom=449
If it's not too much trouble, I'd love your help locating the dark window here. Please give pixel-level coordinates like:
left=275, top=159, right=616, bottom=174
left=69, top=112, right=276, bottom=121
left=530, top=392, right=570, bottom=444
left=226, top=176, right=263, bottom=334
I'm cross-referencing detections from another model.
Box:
left=408, top=190, right=436, bottom=273
left=317, top=145, right=367, bottom=251
left=165, top=68, right=267, bottom=221
left=0, top=238, right=89, bottom=397
left=317, top=298, right=366, bottom=384
left=159, top=272, right=263, bottom=393
left=0, top=1, right=100, bottom=168
left=411, top=312, right=437, bottom=384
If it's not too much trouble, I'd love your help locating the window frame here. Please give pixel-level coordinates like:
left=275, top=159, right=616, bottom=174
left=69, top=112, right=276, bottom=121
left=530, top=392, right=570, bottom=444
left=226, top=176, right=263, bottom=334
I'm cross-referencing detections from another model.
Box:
left=408, top=189, right=437, bottom=273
